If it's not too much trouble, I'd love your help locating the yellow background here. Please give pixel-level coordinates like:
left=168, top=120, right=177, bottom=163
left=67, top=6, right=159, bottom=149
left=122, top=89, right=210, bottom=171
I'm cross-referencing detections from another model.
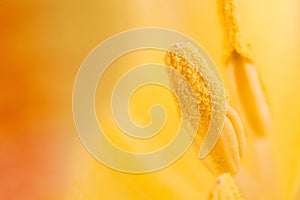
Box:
left=0, top=0, right=299, bottom=199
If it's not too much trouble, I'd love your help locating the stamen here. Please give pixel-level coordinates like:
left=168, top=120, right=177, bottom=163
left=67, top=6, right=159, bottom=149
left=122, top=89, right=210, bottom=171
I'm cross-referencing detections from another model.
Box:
left=164, top=43, right=245, bottom=175
left=164, top=45, right=211, bottom=141
left=208, top=173, right=244, bottom=200
left=218, top=0, right=253, bottom=62
left=218, top=0, right=271, bottom=137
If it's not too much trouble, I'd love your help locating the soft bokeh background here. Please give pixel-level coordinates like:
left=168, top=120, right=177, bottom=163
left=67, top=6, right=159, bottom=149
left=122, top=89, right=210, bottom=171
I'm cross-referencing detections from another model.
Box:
left=1, top=0, right=300, bottom=199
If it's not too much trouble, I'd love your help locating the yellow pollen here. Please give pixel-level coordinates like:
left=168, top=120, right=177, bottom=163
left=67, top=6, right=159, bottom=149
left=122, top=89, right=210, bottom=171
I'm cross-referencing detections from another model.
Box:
left=164, top=49, right=211, bottom=143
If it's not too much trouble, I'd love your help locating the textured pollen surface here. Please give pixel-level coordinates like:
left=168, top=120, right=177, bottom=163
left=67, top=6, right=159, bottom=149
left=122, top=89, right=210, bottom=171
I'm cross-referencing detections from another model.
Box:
left=218, top=0, right=253, bottom=62
left=164, top=43, right=212, bottom=142
left=164, top=43, right=240, bottom=175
